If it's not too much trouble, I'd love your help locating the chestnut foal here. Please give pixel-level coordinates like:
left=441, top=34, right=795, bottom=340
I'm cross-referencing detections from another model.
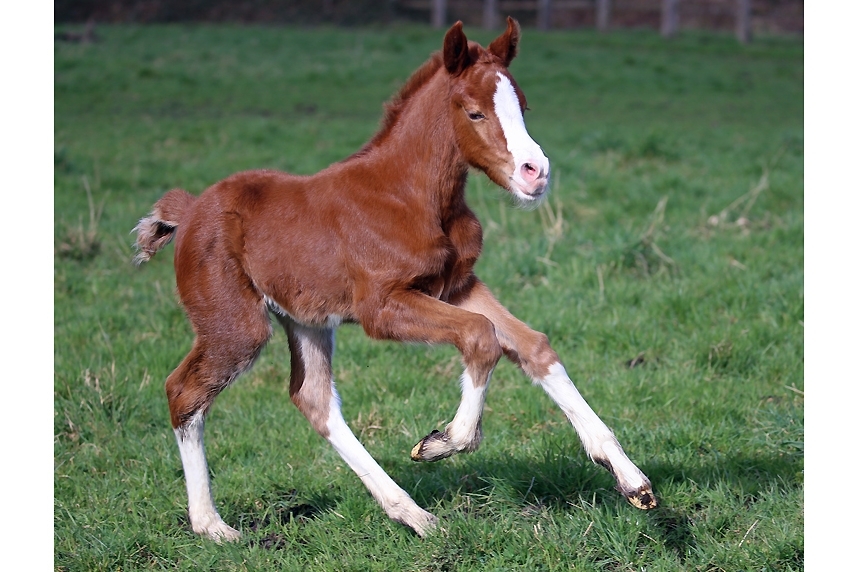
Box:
left=134, top=18, right=656, bottom=540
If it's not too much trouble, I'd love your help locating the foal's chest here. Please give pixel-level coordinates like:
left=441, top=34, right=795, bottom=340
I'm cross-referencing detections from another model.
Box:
left=416, top=207, right=484, bottom=301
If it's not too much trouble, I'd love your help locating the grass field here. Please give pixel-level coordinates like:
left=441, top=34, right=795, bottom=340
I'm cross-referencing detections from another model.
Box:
left=54, top=23, right=803, bottom=571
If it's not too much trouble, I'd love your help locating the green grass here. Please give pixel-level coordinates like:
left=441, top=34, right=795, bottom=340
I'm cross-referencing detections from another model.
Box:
left=54, top=23, right=803, bottom=571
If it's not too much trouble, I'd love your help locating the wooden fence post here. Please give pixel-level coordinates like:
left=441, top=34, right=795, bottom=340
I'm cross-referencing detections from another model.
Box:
left=596, top=0, right=611, bottom=32
left=537, top=0, right=552, bottom=31
left=484, top=0, right=498, bottom=29
left=432, top=0, right=446, bottom=28
left=661, top=0, right=679, bottom=38
left=736, top=0, right=752, bottom=43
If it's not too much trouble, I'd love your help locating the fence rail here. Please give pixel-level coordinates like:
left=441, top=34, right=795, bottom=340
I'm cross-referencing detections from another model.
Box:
left=401, top=0, right=800, bottom=41
left=54, top=0, right=803, bottom=39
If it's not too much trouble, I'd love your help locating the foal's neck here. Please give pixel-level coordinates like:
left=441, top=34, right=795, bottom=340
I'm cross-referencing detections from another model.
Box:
left=359, top=69, right=469, bottom=209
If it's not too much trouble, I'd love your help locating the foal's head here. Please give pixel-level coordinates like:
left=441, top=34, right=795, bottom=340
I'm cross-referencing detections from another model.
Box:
left=444, top=17, right=550, bottom=204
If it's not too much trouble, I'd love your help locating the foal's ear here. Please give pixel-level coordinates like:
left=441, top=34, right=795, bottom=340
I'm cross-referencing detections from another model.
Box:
left=443, top=21, right=472, bottom=75
left=488, top=16, right=521, bottom=67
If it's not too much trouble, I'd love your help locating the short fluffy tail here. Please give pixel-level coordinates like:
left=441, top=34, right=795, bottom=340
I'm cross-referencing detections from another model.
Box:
left=132, top=189, right=196, bottom=266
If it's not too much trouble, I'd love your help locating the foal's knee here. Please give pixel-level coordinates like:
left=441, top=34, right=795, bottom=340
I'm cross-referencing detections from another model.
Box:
left=519, top=332, right=560, bottom=380
left=459, top=316, right=503, bottom=377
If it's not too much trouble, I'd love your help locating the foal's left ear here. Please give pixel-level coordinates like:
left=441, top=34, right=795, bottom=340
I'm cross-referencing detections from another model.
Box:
left=488, top=17, right=521, bottom=67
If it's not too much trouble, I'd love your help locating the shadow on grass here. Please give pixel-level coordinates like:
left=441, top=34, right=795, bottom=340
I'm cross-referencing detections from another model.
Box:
left=209, top=487, right=339, bottom=550
left=397, top=445, right=799, bottom=560
left=206, top=442, right=799, bottom=557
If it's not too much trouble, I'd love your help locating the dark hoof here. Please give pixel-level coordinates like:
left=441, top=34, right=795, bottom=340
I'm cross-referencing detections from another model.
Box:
left=410, top=429, right=454, bottom=462
left=625, top=486, right=657, bottom=510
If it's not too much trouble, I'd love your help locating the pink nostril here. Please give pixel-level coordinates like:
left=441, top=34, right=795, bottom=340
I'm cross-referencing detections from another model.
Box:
left=521, top=162, right=539, bottom=183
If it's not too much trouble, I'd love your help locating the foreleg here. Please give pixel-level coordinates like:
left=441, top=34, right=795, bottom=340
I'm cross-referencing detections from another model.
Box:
left=281, top=317, right=437, bottom=536
left=452, top=280, right=657, bottom=509
left=357, top=289, right=503, bottom=463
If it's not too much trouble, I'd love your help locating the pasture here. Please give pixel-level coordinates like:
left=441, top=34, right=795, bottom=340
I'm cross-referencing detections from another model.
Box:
left=54, top=23, right=803, bottom=570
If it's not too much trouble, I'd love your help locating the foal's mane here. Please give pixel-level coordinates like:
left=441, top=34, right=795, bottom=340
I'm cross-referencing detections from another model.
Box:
left=349, top=52, right=444, bottom=158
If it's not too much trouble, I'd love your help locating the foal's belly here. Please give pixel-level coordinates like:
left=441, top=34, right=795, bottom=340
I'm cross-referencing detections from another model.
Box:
left=263, top=294, right=354, bottom=328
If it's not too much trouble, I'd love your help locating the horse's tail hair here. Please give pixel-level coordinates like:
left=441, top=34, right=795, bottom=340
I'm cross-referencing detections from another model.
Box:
left=132, top=189, right=196, bottom=266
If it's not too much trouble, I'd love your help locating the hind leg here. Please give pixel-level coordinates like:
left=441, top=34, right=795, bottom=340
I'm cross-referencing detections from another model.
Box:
left=167, top=249, right=272, bottom=540
left=172, top=407, right=239, bottom=541
left=280, top=316, right=437, bottom=537
left=167, top=313, right=270, bottom=541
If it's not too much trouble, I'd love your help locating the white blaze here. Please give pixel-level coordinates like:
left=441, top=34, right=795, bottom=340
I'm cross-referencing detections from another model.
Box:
left=492, top=72, right=549, bottom=200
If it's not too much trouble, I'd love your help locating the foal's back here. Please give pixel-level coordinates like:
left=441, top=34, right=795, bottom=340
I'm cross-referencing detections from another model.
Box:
left=172, top=159, right=479, bottom=328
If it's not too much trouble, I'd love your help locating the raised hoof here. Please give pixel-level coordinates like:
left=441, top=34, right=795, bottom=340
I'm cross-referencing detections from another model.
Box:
left=624, top=486, right=657, bottom=510
left=410, top=429, right=454, bottom=462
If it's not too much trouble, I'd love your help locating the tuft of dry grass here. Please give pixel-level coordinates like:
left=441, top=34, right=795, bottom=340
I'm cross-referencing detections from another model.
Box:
left=623, top=195, right=676, bottom=276
left=707, top=146, right=786, bottom=231
left=537, top=194, right=564, bottom=265
left=57, top=175, right=103, bottom=261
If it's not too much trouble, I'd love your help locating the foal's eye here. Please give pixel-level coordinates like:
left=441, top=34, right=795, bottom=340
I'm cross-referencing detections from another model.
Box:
left=467, top=111, right=486, bottom=121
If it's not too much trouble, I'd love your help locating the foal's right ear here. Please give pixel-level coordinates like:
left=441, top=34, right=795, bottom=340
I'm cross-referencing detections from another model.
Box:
left=443, top=21, right=472, bottom=75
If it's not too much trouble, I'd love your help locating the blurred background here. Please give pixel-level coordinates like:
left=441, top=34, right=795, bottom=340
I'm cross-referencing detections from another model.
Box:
left=55, top=0, right=802, bottom=38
